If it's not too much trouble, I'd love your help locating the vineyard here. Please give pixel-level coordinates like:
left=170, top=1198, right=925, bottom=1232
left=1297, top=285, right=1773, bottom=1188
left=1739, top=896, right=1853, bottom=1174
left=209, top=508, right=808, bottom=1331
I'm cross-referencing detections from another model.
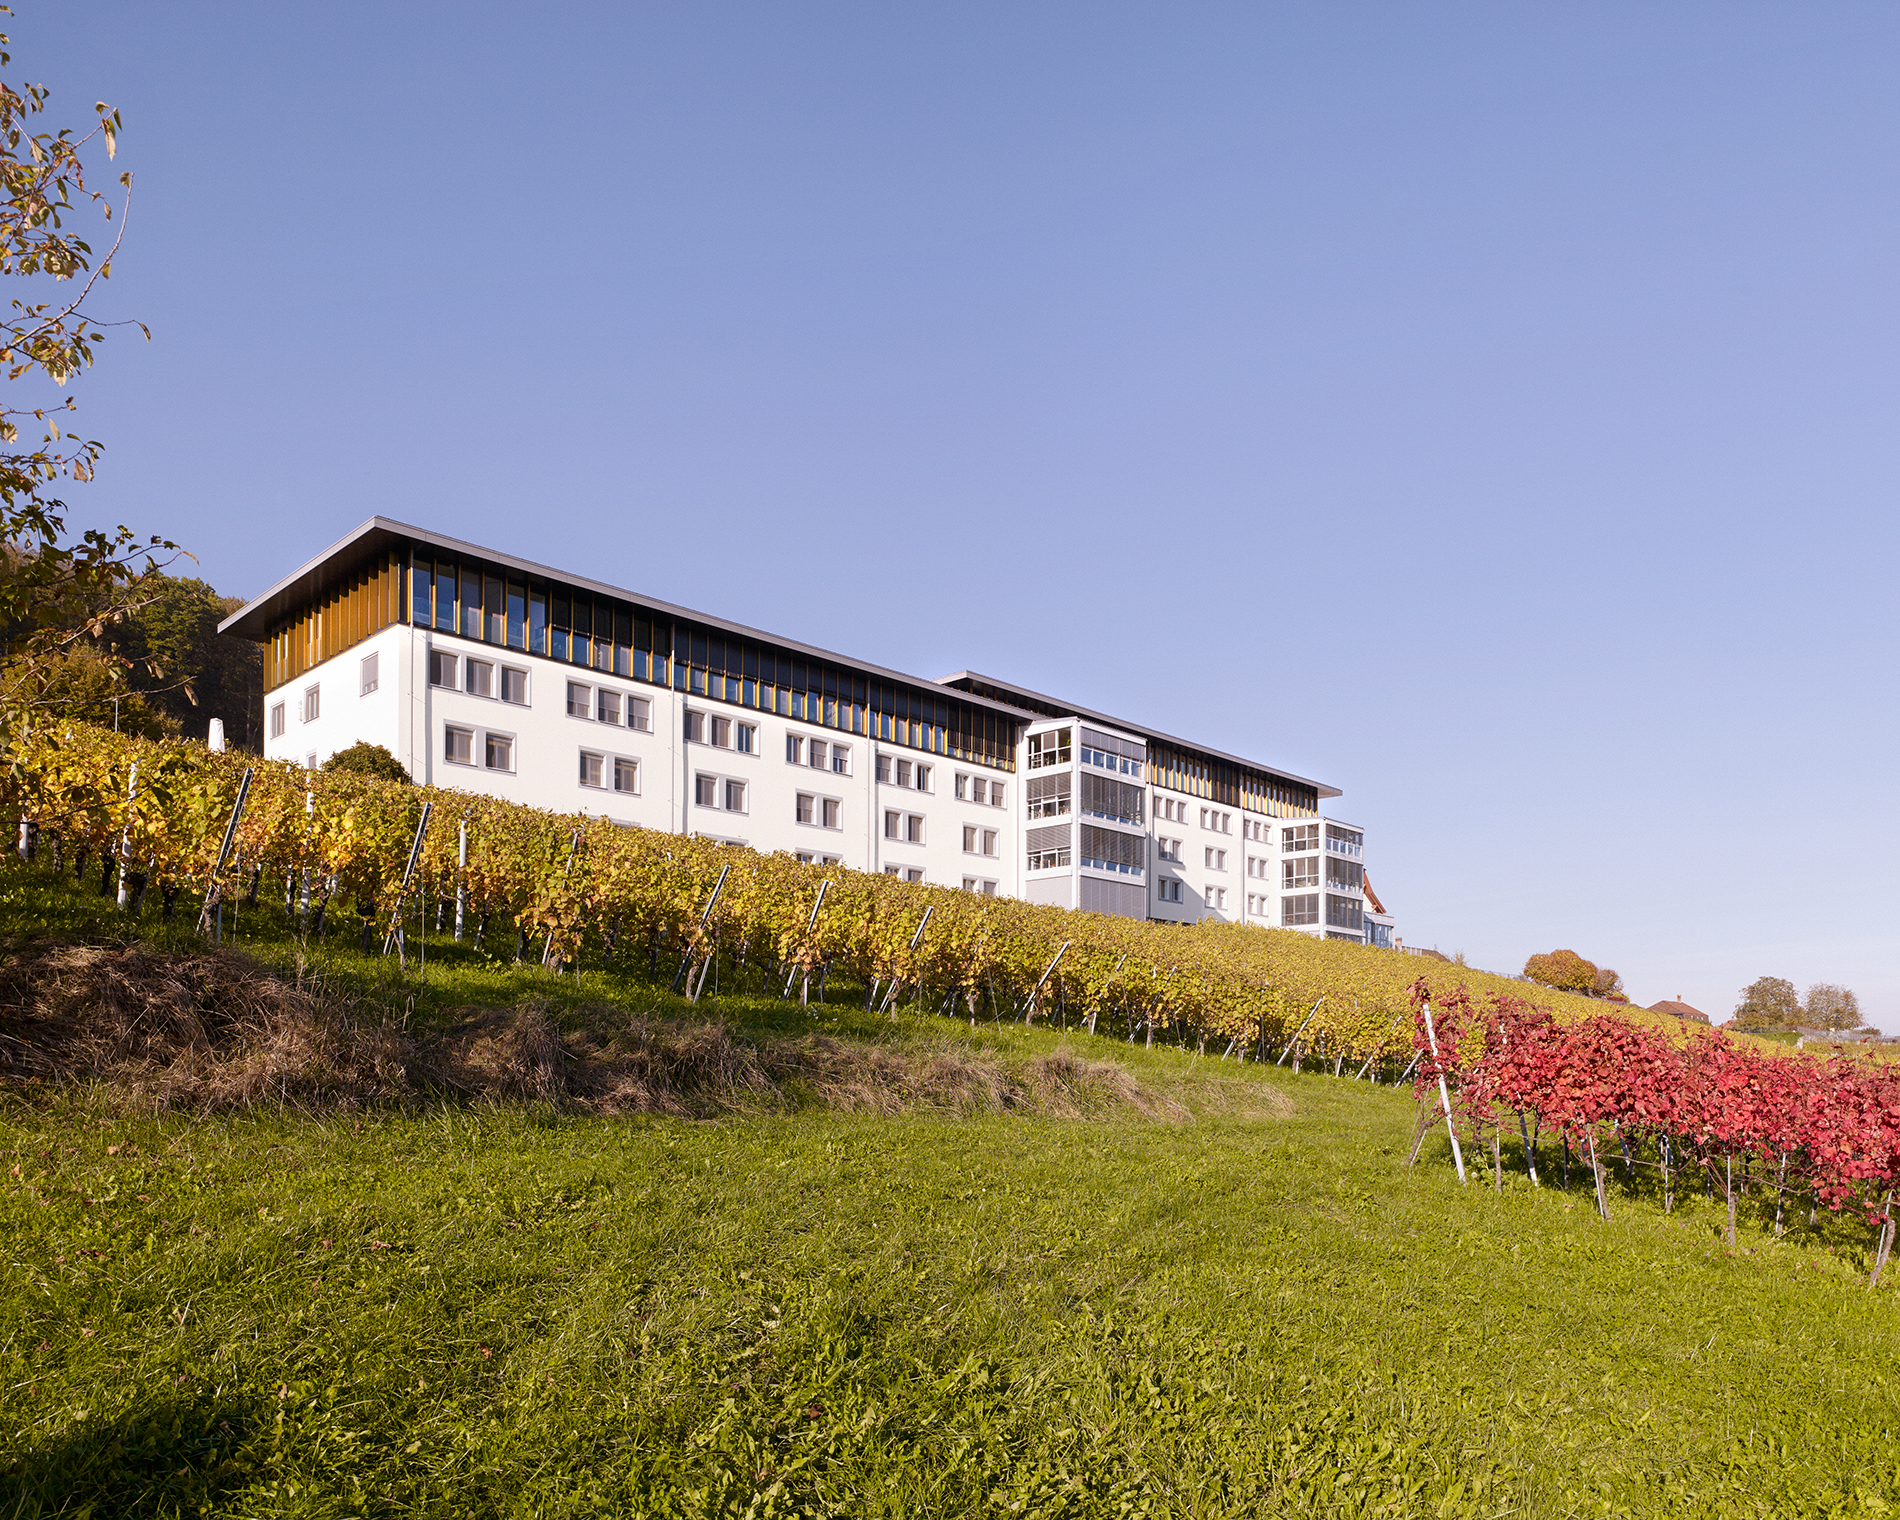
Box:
left=1410, top=984, right=1900, bottom=1281
left=9, top=725, right=1663, bottom=1066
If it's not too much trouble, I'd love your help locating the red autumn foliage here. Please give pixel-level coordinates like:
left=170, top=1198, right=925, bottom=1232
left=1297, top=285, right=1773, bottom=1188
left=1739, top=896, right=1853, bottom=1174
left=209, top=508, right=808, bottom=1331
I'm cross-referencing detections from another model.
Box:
left=1409, top=979, right=1900, bottom=1221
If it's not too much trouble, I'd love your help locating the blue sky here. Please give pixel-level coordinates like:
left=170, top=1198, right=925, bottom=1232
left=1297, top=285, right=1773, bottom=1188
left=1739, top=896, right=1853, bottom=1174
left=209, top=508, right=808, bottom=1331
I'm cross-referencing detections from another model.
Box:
left=19, top=4, right=1900, bottom=1023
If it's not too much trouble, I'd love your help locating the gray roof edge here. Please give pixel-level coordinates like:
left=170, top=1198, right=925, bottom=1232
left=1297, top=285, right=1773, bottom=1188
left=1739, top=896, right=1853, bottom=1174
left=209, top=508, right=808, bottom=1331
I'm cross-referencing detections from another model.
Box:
left=934, top=669, right=1344, bottom=799
left=218, top=518, right=1032, bottom=722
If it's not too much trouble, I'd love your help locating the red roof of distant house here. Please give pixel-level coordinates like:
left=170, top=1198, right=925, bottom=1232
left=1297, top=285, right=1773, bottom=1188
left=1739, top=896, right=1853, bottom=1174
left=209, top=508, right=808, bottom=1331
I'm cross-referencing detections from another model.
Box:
left=1363, top=873, right=1387, bottom=916
left=1650, top=998, right=1710, bottom=1024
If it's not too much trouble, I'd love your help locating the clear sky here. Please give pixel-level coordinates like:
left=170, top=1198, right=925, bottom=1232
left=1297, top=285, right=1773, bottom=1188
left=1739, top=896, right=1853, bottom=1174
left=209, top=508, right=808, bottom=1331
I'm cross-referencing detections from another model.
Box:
left=18, top=4, right=1900, bottom=1024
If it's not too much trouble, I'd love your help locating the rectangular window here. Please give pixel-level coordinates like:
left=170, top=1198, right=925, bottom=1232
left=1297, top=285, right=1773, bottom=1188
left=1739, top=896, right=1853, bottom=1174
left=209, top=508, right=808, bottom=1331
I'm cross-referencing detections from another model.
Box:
left=580, top=752, right=604, bottom=788
left=905, top=814, right=924, bottom=843
left=500, top=666, right=528, bottom=705
left=507, top=582, right=527, bottom=651
left=1026, top=822, right=1071, bottom=870
left=466, top=659, right=493, bottom=699
left=1027, top=728, right=1072, bottom=769
left=303, top=684, right=320, bottom=722
left=1327, top=857, right=1364, bottom=891
left=360, top=652, right=379, bottom=695
left=901, top=867, right=925, bottom=883
left=695, top=773, right=717, bottom=808
left=884, top=809, right=900, bottom=840
left=460, top=568, right=481, bottom=640
left=568, top=682, right=592, bottom=718
left=445, top=726, right=473, bottom=766
left=270, top=702, right=286, bottom=738
left=1326, top=824, right=1365, bottom=856
left=626, top=697, right=650, bottom=731
left=1326, top=893, right=1364, bottom=930
left=896, top=759, right=912, bottom=788
left=1158, top=879, right=1183, bottom=904
left=788, top=735, right=806, bottom=765
left=710, top=716, right=731, bottom=748
left=955, top=773, right=969, bottom=800
left=1283, top=824, right=1320, bottom=853
left=597, top=689, right=620, bottom=725
left=484, top=576, right=504, bottom=644
left=809, top=739, right=827, bottom=770
left=988, top=782, right=1003, bottom=808
left=737, top=723, right=756, bottom=754
left=1207, top=887, right=1227, bottom=910
left=797, top=793, right=816, bottom=825
left=1283, top=856, right=1320, bottom=889
left=484, top=733, right=513, bottom=771
left=982, top=828, right=997, bottom=857
left=963, top=825, right=978, bottom=852
left=429, top=650, right=457, bottom=688
left=614, top=758, right=638, bottom=793
left=830, top=745, right=851, bottom=775
left=822, top=797, right=840, bottom=828
left=916, top=763, right=931, bottom=791
left=877, top=754, right=893, bottom=784
left=1026, top=773, right=1071, bottom=819
left=1283, top=893, right=1319, bottom=927
left=724, top=779, right=747, bottom=812
left=685, top=710, right=705, bottom=744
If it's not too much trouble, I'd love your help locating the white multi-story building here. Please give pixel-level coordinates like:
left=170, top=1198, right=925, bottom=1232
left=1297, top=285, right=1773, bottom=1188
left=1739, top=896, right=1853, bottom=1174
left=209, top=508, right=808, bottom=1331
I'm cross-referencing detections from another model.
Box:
left=219, top=519, right=1387, bottom=939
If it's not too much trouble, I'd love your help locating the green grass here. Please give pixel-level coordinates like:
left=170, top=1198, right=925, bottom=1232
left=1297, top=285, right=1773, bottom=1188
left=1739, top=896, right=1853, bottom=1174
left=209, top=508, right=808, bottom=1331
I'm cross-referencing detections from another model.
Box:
left=5, top=863, right=1900, bottom=1517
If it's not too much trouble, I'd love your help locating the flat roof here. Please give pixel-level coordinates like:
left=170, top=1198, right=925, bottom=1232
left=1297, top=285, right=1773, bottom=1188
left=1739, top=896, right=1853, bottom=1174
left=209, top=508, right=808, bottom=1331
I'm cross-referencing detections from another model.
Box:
left=936, top=670, right=1341, bottom=798
left=219, top=516, right=1031, bottom=721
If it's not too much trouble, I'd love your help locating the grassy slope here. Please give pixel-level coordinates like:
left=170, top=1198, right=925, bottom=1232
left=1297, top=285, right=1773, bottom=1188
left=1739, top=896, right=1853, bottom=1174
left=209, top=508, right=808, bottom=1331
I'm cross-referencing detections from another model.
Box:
left=4, top=867, right=1900, bottom=1518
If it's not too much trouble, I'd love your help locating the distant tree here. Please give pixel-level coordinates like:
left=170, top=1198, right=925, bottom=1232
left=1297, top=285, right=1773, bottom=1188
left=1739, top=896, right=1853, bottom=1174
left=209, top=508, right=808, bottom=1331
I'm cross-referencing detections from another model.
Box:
left=113, top=574, right=262, bottom=748
left=1591, top=965, right=1625, bottom=999
left=1802, top=983, right=1862, bottom=1032
left=1524, top=949, right=1599, bottom=994
left=322, top=741, right=410, bottom=784
left=30, top=647, right=171, bottom=737
left=1732, top=976, right=1801, bottom=1032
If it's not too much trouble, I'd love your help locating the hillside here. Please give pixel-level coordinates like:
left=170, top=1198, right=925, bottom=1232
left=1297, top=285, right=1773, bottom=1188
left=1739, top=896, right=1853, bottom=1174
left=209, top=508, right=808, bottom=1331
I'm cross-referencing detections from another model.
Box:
left=4, top=863, right=1900, bottom=1515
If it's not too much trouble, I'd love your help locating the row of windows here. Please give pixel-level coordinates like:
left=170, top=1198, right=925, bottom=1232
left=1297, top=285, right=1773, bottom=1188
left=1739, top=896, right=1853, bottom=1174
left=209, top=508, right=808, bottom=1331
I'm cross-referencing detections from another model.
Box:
left=569, top=680, right=651, bottom=730
left=431, top=650, right=531, bottom=705
left=875, top=754, right=932, bottom=791
left=796, top=793, right=842, bottom=829
left=685, top=710, right=758, bottom=753
left=954, top=772, right=1005, bottom=806
left=1279, top=893, right=1365, bottom=930
left=579, top=752, right=640, bottom=793
left=446, top=726, right=513, bottom=772
left=786, top=733, right=852, bottom=774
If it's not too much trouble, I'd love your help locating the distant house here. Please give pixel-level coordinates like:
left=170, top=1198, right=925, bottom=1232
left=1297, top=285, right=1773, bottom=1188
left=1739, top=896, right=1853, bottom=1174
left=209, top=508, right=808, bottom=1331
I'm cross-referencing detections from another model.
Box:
left=1649, top=996, right=1710, bottom=1024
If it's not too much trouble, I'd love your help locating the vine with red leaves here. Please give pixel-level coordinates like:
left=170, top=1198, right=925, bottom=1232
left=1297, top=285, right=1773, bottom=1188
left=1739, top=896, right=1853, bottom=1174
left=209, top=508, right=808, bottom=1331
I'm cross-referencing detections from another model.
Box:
left=1407, top=979, right=1900, bottom=1286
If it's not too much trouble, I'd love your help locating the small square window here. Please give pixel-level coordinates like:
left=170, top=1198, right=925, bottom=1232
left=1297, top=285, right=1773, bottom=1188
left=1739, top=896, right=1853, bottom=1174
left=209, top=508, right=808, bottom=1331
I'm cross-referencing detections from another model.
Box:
left=831, top=745, right=851, bottom=776
left=884, top=809, right=900, bottom=840
left=694, top=773, right=716, bottom=807
left=963, top=824, right=978, bottom=852
left=902, top=868, right=924, bottom=883
left=822, top=797, right=840, bottom=829
left=484, top=733, right=513, bottom=770
left=270, top=702, right=285, bottom=738
left=685, top=711, right=706, bottom=744
left=445, top=726, right=473, bottom=766
left=896, top=759, right=912, bottom=788
left=724, top=779, right=746, bottom=812
left=982, top=829, right=997, bottom=856
left=712, top=716, right=731, bottom=748
left=955, top=773, right=968, bottom=800
left=500, top=666, right=528, bottom=705
left=809, top=740, right=827, bottom=770
left=597, top=689, right=620, bottom=725
left=567, top=681, right=591, bottom=718
left=360, top=652, right=379, bottom=695
left=466, top=659, right=493, bottom=699
left=787, top=734, right=806, bottom=764
left=429, top=651, right=457, bottom=689
left=737, top=723, right=756, bottom=754
left=580, top=752, right=604, bottom=788
left=614, top=758, right=638, bottom=793
left=626, top=697, right=650, bottom=731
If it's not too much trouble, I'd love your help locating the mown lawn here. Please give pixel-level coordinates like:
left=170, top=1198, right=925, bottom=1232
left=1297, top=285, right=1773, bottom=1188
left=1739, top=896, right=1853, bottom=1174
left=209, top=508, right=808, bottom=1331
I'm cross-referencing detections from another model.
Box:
left=3, top=865, right=1900, bottom=1517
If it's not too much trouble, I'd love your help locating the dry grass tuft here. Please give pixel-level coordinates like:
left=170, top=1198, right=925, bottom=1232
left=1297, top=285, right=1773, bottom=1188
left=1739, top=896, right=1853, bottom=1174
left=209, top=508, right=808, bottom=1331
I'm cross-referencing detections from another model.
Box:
left=0, top=942, right=412, bottom=1112
left=0, top=944, right=1281, bottom=1125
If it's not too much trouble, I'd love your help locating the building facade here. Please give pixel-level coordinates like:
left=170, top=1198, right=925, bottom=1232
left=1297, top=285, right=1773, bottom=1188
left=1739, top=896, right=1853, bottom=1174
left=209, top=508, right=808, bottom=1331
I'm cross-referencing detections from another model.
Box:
left=220, top=519, right=1387, bottom=940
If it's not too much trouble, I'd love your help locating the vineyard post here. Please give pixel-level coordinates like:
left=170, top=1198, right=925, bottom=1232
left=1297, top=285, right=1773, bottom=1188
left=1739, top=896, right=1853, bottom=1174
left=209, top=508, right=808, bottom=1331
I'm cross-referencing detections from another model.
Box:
left=1021, top=940, right=1070, bottom=1025
left=879, top=904, right=933, bottom=1017
left=1587, top=1129, right=1609, bottom=1221
left=382, top=800, right=434, bottom=963
left=454, top=816, right=467, bottom=942
left=299, top=790, right=313, bottom=929
left=196, top=768, right=255, bottom=940
left=1725, top=1156, right=1737, bottom=1247
left=781, top=879, right=830, bottom=1003
left=1774, top=1153, right=1788, bottom=1237
left=114, top=763, right=138, bottom=911
left=1661, top=1135, right=1672, bottom=1213
left=670, top=863, right=731, bottom=995
left=542, top=830, right=582, bottom=968
left=1394, top=1051, right=1422, bottom=1088
left=1517, top=1112, right=1540, bottom=1186
left=1871, top=1191, right=1895, bottom=1288
left=1353, top=1010, right=1408, bottom=1080
left=1419, top=1000, right=1467, bottom=1185
left=1276, top=999, right=1323, bottom=1067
